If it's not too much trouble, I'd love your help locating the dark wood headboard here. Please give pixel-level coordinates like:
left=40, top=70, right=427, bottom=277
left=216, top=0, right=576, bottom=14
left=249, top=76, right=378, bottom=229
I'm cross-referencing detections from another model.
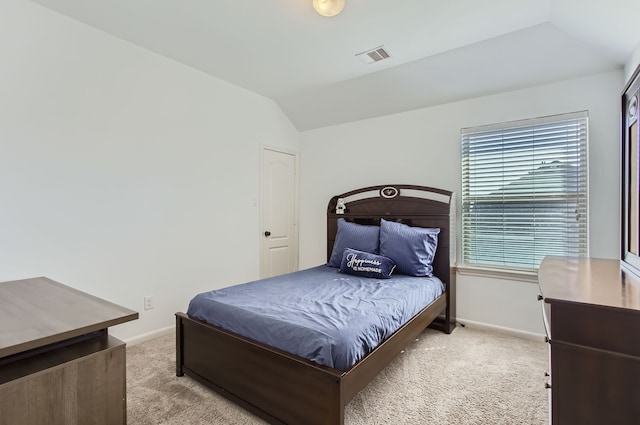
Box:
left=327, top=184, right=456, bottom=331
left=327, top=184, right=454, bottom=281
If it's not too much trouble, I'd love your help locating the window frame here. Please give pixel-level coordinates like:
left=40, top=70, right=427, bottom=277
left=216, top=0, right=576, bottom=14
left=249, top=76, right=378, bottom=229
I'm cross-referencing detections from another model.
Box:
left=621, top=65, right=640, bottom=276
left=460, top=111, right=589, bottom=274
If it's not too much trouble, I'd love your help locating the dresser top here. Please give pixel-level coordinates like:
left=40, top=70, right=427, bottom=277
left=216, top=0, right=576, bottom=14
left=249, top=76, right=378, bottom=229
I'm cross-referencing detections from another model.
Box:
left=539, top=256, right=640, bottom=311
left=0, top=277, right=138, bottom=358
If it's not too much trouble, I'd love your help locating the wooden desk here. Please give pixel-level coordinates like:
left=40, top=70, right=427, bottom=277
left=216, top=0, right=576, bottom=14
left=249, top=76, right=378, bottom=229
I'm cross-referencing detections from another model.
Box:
left=0, top=277, right=138, bottom=425
left=538, top=257, right=640, bottom=425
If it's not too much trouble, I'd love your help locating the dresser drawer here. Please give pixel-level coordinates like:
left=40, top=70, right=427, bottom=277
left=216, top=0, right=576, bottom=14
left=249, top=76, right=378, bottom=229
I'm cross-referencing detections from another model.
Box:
left=551, top=301, right=640, bottom=358
left=552, top=341, right=640, bottom=425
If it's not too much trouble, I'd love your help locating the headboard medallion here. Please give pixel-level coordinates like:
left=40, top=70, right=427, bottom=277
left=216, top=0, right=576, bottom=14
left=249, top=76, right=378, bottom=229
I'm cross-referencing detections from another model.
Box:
left=380, top=186, right=399, bottom=199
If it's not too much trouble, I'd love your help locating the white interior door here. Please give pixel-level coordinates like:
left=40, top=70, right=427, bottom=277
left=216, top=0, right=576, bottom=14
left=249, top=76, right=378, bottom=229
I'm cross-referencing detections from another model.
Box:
left=260, top=148, right=298, bottom=278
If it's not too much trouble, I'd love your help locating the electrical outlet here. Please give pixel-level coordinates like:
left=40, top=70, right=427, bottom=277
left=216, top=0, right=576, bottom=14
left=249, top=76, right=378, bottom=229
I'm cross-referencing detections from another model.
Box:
left=144, top=295, right=154, bottom=310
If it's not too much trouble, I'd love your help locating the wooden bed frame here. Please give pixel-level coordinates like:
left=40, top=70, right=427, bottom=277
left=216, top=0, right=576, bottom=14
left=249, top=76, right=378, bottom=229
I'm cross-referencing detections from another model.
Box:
left=175, top=184, right=456, bottom=425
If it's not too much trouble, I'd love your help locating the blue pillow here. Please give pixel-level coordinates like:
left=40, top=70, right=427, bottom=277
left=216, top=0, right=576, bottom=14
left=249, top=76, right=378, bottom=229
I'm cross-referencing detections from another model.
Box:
left=379, top=219, right=440, bottom=277
left=328, top=218, right=380, bottom=267
left=339, top=248, right=396, bottom=279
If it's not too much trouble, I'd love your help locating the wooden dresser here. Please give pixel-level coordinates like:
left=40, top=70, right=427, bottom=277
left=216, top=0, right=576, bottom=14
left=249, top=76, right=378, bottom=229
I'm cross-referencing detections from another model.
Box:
left=0, top=277, right=138, bottom=425
left=538, top=256, right=640, bottom=425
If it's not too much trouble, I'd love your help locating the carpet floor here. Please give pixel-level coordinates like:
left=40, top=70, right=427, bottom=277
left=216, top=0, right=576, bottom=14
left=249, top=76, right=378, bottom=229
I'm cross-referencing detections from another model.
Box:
left=126, top=326, right=549, bottom=424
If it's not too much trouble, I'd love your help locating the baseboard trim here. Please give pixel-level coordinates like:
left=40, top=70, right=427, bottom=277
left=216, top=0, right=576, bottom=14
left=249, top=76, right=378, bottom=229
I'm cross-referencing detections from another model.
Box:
left=124, top=325, right=175, bottom=346
left=456, top=318, right=546, bottom=342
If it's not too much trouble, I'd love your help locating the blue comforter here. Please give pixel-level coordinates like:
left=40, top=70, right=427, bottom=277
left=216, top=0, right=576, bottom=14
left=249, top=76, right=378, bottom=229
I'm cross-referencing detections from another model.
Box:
left=187, top=265, right=444, bottom=371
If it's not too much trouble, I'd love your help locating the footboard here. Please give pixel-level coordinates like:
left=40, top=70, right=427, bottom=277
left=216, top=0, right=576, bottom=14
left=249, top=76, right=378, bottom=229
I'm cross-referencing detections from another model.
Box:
left=175, top=291, right=447, bottom=425
left=176, top=313, right=346, bottom=425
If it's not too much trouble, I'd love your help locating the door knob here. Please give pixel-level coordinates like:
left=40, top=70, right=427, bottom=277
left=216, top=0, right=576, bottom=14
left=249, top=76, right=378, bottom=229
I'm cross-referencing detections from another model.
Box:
left=264, top=231, right=271, bottom=237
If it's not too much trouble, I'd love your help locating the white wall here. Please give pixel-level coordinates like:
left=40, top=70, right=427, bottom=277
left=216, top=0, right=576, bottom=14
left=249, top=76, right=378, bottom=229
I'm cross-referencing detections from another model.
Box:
left=0, top=0, right=299, bottom=341
left=625, top=40, right=640, bottom=83
left=299, top=70, right=623, bottom=335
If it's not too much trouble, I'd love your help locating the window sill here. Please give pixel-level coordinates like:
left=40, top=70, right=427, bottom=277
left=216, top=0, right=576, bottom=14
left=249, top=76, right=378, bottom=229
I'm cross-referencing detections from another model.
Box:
left=456, top=265, right=539, bottom=283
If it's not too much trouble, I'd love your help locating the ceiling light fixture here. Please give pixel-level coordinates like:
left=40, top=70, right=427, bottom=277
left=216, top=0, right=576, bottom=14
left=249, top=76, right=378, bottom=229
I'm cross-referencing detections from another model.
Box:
left=313, top=0, right=345, bottom=17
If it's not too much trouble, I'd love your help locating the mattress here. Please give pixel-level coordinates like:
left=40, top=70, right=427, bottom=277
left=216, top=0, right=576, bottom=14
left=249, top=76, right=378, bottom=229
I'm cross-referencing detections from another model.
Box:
left=187, top=265, right=444, bottom=371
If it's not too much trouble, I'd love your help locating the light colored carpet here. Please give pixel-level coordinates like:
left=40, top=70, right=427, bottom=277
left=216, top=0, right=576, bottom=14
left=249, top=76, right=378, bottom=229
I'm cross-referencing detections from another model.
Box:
left=126, top=326, right=549, bottom=424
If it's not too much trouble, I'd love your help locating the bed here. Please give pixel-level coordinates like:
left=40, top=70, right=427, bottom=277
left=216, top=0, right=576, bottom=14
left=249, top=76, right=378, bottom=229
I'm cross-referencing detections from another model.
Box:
left=175, top=184, right=456, bottom=425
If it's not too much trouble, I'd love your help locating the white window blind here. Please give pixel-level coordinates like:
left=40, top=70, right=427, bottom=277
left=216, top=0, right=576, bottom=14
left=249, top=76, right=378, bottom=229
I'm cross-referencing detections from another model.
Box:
left=461, top=111, right=588, bottom=270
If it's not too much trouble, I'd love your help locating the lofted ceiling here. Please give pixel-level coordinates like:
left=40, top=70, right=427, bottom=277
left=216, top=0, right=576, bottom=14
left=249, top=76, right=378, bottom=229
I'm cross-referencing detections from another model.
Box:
left=31, top=0, right=640, bottom=131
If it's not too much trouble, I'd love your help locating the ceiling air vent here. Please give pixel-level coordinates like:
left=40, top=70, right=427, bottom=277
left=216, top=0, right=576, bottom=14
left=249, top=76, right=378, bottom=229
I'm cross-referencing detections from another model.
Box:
left=356, top=46, right=391, bottom=64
